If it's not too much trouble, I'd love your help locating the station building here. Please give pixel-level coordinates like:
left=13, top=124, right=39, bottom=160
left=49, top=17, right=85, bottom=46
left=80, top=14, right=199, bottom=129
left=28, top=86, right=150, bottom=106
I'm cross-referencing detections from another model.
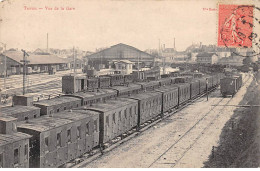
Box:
left=85, top=43, right=156, bottom=70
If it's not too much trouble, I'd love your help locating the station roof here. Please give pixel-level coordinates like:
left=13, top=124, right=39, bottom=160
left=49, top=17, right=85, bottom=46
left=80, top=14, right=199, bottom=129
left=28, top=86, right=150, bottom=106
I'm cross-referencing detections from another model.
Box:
left=2, top=50, right=67, bottom=65
left=34, top=96, right=81, bottom=107
left=1, top=105, right=40, bottom=115
left=0, top=133, right=31, bottom=146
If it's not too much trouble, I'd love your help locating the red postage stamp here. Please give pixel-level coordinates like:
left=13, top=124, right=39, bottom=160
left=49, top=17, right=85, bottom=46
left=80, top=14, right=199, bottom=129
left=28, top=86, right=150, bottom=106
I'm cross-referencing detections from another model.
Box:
left=218, top=4, right=254, bottom=48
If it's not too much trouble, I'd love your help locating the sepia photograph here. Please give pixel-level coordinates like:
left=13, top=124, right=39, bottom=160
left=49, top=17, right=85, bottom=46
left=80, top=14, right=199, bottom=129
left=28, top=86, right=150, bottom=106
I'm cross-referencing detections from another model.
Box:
left=0, top=0, right=259, bottom=168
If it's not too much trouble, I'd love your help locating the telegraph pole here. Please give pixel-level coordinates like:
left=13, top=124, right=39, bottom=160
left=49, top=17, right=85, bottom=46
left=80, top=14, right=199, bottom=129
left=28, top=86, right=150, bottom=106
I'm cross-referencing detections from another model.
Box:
left=73, top=46, right=76, bottom=75
left=21, top=50, right=30, bottom=95
left=0, top=42, right=6, bottom=93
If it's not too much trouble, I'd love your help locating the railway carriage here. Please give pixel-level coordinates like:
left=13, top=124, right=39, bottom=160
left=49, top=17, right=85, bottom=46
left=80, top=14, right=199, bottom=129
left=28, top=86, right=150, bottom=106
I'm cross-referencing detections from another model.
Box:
left=34, top=96, right=82, bottom=116
left=155, top=86, right=178, bottom=113
left=0, top=116, right=31, bottom=168
left=173, top=83, right=191, bottom=105
left=87, top=78, right=99, bottom=90
left=129, top=92, right=162, bottom=126
left=102, top=74, right=124, bottom=86
left=65, top=89, right=117, bottom=106
left=220, top=77, right=239, bottom=97
left=86, top=98, right=138, bottom=145
left=158, top=77, right=172, bottom=87
left=17, top=110, right=99, bottom=168
left=1, top=106, right=41, bottom=121
left=109, top=84, right=142, bottom=97
left=134, top=81, right=160, bottom=92
left=98, top=77, right=110, bottom=88
left=190, top=79, right=200, bottom=99
left=123, top=74, right=133, bottom=84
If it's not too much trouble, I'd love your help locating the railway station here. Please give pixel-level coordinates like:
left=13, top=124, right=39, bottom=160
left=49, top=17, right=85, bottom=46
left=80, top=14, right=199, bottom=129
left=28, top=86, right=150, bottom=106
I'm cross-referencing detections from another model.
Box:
left=1, top=0, right=260, bottom=169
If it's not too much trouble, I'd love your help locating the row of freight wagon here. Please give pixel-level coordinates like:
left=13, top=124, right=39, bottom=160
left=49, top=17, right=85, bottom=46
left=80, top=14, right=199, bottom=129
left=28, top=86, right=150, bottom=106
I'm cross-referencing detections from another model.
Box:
left=0, top=72, right=224, bottom=168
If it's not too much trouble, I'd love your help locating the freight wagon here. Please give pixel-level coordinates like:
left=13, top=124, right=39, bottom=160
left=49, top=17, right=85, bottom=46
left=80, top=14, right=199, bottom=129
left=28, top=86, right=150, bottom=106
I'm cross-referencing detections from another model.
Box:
left=155, top=86, right=178, bottom=113
left=98, top=77, right=110, bottom=88
left=220, top=77, right=239, bottom=97
left=110, top=84, right=142, bottom=97
left=34, top=96, right=82, bottom=115
left=65, top=89, right=117, bottom=106
left=129, top=92, right=162, bottom=126
left=86, top=98, right=138, bottom=145
left=17, top=110, right=99, bottom=168
left=0, top=116, right=31, bottom=168
left=1, top=106, right=41, bottom=121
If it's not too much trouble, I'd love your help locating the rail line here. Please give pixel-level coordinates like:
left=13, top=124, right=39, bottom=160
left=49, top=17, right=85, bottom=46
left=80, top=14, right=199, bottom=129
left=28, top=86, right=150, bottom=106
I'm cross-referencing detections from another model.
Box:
left=68, top=81, right=221, bottom=168
left=148, top=73, right=251, bottom=168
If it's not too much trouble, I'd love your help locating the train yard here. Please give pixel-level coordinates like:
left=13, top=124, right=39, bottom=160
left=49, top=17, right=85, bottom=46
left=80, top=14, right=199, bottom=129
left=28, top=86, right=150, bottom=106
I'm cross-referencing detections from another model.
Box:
left=73, top=73, right=255, bottom=168
left=0, top=67, right=259, bottom=168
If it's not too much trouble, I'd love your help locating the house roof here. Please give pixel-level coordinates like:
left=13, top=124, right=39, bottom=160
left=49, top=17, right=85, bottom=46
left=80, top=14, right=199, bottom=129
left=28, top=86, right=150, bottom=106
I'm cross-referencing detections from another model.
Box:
left=3, top=50, right=67, bottom=65
left=196, top=52, right=217, bottom=57
left=114, top=60, right=134, bottom=64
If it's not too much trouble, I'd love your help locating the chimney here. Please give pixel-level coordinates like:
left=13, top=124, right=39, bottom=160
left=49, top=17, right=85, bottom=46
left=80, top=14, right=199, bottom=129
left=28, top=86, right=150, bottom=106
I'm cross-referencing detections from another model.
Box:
left=48, top=95, right=51, bottom=100
left=174, top=38, right=176, bottom=50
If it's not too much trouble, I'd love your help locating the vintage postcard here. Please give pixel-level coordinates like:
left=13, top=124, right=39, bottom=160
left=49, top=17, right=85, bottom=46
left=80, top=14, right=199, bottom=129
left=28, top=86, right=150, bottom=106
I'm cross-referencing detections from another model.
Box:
left=0, top=0, right=259, bottom=168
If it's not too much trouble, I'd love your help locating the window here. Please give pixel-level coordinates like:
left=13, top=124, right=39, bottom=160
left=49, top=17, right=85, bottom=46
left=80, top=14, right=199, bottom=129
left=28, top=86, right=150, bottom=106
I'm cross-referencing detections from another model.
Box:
left=14, top=148, right=19, bottom=165
left=134, top=106, right=137, bottom=114
left=119, top=111, right=122, bottom=121
left=129, top=107, right=132, bottom=117
left=57, top=133, right=61, bottom=147
left=57, top=109, right=60, bottom=113
left=45, top=137, right=49, bottom=147
left=67, top=129, right=71, bottom=143
left=64, top=107, right=66, bottom=110
left=77, top=104, right=79, bottom=107
left=124, top=109, right=127, bottom=119
left=0, top=153, right=3, bottom=168
left=94, top=120, right=98, bottom=132
left=77, top=126, right=81, bottom=139
left=113, top=113, right=116, bottom=124
left=34, top=115, right=37, bottom=118
left=25, top=116, right=28, bottom=121
left=24, top=144, right=28, bottom=160
left=106, top=116, right=109, bottom=127
left=86, top=122, right=89, bottom=135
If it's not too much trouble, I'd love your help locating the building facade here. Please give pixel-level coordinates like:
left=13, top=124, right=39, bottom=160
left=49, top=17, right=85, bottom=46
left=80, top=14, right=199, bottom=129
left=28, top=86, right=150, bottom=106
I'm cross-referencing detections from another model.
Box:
left=196, top=52, right=218, bottom=64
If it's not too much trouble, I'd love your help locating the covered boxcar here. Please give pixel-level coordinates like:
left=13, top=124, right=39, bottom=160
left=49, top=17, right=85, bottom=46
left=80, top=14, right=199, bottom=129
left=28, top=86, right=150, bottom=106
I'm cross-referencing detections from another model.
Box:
left=158, top=77, right=172, bottom=87
left=65, top=89, right=117, bottom=106
left=102, top=74, right=124, bottom=86
left=98, top=77, right=110, bottom=88
left=87, top=78, right=99, bottom=90
left=190, top=79, right=200, bottom=99
left=134, top=81, right=160, bottom=92
left=34, top=96, right=82, bottom=115
left=86, top=98, right=138, bottom=145
left=110, top=84, right=142, bottom=97
left=123, top=74, right=133, bottom=84
left=0, top=116, right=31, bottom=168
left=173, top=83, right=191, bottom=105
left=129, top=92, right=162, bottom=126
left=1, top=106, right=41, bottom=121
left=17, top=110, right=99, bottom=168
left=155, top=86, right=178, bottom=113
left=220, top=77, right=239, bottom=97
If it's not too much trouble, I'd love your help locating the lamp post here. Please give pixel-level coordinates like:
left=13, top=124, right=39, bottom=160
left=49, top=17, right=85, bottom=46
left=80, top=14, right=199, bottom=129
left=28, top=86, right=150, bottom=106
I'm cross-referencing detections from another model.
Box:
left=0, top=42, right=7, bottom=93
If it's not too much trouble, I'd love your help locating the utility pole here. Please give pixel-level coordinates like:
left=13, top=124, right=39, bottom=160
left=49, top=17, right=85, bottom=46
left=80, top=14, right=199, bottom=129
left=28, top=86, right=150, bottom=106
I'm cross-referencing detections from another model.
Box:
left=21, top=50, right=30, bottom=95
left=206, top=78, right=209, bottom=101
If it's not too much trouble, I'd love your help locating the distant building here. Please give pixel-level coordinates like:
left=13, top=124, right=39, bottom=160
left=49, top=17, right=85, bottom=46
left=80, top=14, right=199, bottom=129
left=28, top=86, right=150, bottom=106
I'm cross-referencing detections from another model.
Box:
left=114, top=60, right=133, bottom=75
left=86, top=43, right=156, bottom=70
left=0, top=50, right=68, bottom=76
left=196, top=52, right=218, bottom=64
left=218, top=56, right=245, bottom=66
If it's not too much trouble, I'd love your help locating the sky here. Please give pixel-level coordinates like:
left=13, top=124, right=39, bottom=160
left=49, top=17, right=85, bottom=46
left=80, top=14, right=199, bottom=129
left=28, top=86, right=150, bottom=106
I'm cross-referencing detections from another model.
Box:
left=0, top=0, right=257, bottom=52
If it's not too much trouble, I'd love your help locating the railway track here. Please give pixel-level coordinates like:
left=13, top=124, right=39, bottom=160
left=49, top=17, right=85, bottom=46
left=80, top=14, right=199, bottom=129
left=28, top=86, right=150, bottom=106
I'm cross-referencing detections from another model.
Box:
left=148, top=73, right=251, bottom=168
left=68, top=73, right=251, bottom=168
